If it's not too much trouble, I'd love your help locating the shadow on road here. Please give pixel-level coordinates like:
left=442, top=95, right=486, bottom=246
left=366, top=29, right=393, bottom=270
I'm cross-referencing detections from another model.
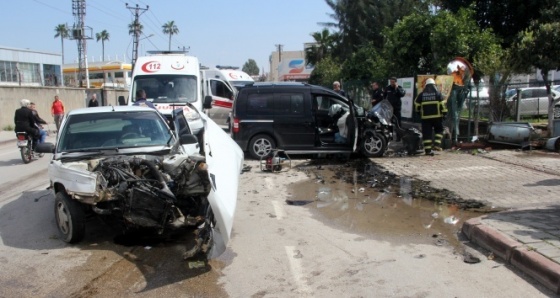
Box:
left=0, top=189, right=215, bottom=294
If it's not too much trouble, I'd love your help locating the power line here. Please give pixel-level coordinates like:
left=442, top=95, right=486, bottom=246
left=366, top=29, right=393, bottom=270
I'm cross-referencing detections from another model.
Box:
left=32, top=0, right=71, bottom=15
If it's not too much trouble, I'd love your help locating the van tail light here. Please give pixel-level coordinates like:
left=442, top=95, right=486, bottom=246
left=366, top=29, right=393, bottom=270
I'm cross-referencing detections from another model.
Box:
left=233, top=118, right=240, bottom=134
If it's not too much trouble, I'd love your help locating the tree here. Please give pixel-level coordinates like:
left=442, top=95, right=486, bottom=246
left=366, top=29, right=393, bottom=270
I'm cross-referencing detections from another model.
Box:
left=54, top=24, right=69, bottom=65
left=242, top=59, right=259, bottom=76
left=95, top=30, right=110, bottom=61
left=516, top=21, right=560, bottom=135
left=305, top=28, right=336, bottom=65
left=162, top=21, right=179, bottom=51
left=308, top=56, right=342, bottom=87
left=128, top=20, right=143, bottom=36
left=321, top=0, right=430, bottom=59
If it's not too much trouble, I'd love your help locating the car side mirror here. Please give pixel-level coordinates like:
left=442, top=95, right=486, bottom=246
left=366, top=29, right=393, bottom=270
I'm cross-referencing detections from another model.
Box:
left=180, top=134, right=198, bottom=145
left=36, top=142, right=55, bottom=154
left=203, top=95, right=213, bottom=109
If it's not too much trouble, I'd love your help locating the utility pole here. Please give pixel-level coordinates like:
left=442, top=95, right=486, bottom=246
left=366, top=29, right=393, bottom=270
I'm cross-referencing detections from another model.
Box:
left=126, top=3, right=149, bottom=73
left=70, top=0, right=92, bottom=88
left=275, top=44, right=283, bottom=81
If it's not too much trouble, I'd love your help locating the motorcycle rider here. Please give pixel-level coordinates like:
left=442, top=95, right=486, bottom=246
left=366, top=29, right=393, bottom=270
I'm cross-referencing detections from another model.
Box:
left=414, top=78, right=447, bottom=156
left=30, top=102, right=48, bottom=144
left=14, top=99, right=40, bottom=149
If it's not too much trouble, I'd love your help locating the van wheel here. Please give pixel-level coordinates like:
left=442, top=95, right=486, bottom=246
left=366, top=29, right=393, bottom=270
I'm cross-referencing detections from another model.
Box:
left=249, top=134, right=275, bottom=160
left=554, top=106, right=560, bottom=119
left=361, top=132, right=387, bottom=157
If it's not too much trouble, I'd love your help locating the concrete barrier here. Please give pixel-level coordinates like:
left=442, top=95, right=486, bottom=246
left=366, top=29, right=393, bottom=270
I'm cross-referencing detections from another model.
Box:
left=0, top=86, right=128, bottom=129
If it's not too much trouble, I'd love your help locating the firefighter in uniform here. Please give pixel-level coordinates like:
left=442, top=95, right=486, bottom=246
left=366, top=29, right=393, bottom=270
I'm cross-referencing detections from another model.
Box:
left=414, top=78, right=447, bottom=156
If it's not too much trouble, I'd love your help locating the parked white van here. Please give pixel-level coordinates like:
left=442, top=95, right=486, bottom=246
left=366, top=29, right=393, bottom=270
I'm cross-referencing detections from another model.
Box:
left=201, top=66, right=254, bottom=127
left=129, top=51, right=204, bottom=135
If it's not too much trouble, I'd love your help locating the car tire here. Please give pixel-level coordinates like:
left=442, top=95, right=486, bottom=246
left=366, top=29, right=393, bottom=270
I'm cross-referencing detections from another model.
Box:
left=248, top=134, right=276, bottom=160
left=54, top=191, right=86, bottom=244
left=554, top=106, right=560, bottom=119
left=361, top=132, right=387, bottom=157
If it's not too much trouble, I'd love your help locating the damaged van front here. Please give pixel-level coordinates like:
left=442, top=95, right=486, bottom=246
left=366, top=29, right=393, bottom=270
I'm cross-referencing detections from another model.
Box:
left=37, top=106, right=243, bottom=259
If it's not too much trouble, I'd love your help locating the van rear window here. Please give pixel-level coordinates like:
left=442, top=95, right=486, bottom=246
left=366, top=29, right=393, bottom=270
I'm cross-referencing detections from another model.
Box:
left=246, top=93, right=274, bottom=115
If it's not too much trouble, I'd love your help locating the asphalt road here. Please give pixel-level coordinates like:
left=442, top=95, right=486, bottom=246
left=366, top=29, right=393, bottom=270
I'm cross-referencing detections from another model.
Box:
left=0, top=140, right=554, bottom=297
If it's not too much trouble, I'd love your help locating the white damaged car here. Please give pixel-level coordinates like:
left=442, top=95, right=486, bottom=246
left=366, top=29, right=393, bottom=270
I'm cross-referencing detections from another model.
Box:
left=36, top=105, right=244, bottom=259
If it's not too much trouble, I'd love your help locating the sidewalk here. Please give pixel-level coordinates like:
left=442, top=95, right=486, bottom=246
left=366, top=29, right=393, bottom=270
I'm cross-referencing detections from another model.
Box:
left=374, top=149, right=560, bottom=294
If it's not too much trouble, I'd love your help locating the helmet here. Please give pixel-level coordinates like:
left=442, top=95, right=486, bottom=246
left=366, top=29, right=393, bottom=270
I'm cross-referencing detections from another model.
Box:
left=20, top=99, right=31, bottom=107
left=328, top=104, right=343, bottom=117
left=425, top=78, right=436, bottom=85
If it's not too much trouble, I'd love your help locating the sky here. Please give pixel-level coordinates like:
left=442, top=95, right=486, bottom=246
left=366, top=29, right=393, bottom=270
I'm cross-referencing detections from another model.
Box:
left=1, top=0, right=334, bottom=74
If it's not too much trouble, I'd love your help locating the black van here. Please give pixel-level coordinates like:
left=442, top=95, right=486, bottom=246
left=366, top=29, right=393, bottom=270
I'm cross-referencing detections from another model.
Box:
left=227, top=82, right=392, bottom=159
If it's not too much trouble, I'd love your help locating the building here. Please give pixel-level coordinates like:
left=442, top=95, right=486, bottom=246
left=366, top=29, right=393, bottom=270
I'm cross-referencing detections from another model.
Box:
left=0, top=46, right=62, bottom=87
left=269, top=45, right=314, bottom=82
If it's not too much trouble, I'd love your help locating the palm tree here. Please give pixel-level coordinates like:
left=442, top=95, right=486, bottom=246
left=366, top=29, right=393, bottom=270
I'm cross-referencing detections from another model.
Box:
left=162, top=21, right=179, bottom=51
left=306, top=28, right=336, bottom=65
left=54, top=24, right=69, bottom=65
left=95, top=30, right=110, bottom=61
left=128, top=20, right=143, bottom=36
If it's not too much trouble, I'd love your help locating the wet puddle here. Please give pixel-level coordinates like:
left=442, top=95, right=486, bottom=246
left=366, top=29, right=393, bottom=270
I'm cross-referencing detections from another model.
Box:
left=289, top=159, right=491, bottom=250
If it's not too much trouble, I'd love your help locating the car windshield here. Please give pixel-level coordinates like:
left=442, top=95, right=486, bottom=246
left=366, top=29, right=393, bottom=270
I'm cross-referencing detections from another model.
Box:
left=58, top=111, right=173, bottom=152
left=132, top=74, right=197, bottom=104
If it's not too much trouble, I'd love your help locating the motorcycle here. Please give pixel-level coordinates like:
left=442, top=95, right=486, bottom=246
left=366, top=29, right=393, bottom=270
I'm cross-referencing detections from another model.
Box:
left=16, top=132, right=42, bottom=163
left=361, top=99, right=423, bottom=157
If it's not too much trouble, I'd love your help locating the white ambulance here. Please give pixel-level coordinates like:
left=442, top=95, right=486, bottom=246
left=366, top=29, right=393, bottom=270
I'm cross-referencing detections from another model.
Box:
left=129, top=51, right=205, bottom=135
left=201, top=66, right=254, bottom=127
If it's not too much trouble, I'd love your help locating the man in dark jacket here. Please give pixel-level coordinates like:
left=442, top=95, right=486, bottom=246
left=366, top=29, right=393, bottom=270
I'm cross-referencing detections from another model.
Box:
left=88, top=93, right=99, bottom=107
left=14, top=99, right=40, bottom=148
left=384, top=77, right=406, bottom=127
left=30, top=102, right=48, bottom=144
left=370, top=81, right=384, bottom=107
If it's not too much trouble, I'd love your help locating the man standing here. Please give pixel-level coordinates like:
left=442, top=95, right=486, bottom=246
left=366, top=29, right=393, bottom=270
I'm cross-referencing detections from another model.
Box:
left=333, top=81, right=347, bottom=97
left=88, top=93, right=99, bottom=107
left=370, top=81, right=384, bottom=107
left=384, top=77, right=406, bottom=127
left=414, top=78, right=447, bottom=156
left=50, top=95, right=65, bottom=132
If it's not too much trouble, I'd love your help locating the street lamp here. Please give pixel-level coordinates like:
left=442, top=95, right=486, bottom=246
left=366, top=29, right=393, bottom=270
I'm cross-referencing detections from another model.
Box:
left=139, top=34, right=154, bottom=55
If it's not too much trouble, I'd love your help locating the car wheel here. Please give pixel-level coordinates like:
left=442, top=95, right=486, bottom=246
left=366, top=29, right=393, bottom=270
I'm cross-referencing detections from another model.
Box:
left=361, top=132, right=387, bottom=157
left=554, top=106, right=560, bottom=119
left=248, top=134, right=275, bottom=160
left=54, top=191, right=86, bottom=243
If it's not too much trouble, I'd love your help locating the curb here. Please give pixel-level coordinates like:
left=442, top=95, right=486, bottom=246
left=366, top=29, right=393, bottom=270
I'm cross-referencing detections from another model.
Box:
left=462, top=217, right=560, bottom=294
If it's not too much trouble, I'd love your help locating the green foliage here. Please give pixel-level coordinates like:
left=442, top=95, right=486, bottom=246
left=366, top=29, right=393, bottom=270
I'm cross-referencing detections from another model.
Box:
left=95, top=30, right=110, bottom=62
left=3, top=125, right=14, bottom=131
left=162, top=21, right=179, bottom=51
left=340, top=42, right=387, bottom=84
left=306, top=28, right=337, bottom=65
left=54, top=24, right=69, bottom=39
left=308, top=56, right=342, bottom=87
left=242, top=59, right=259, bottom=76
left=128, top=21, right=143, bottom=36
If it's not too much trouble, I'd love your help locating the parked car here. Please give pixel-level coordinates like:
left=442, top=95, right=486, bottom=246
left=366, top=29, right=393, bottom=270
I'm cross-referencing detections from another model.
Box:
left=36, top=105, right=244, bottom=259
left=506, top=87, right=560, bottom=117
left=227, top=82, right=404, bottom=159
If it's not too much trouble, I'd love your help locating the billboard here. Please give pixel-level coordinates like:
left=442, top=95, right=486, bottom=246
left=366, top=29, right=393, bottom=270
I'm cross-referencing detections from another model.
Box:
left=278, top=59, right=314, bottom=81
